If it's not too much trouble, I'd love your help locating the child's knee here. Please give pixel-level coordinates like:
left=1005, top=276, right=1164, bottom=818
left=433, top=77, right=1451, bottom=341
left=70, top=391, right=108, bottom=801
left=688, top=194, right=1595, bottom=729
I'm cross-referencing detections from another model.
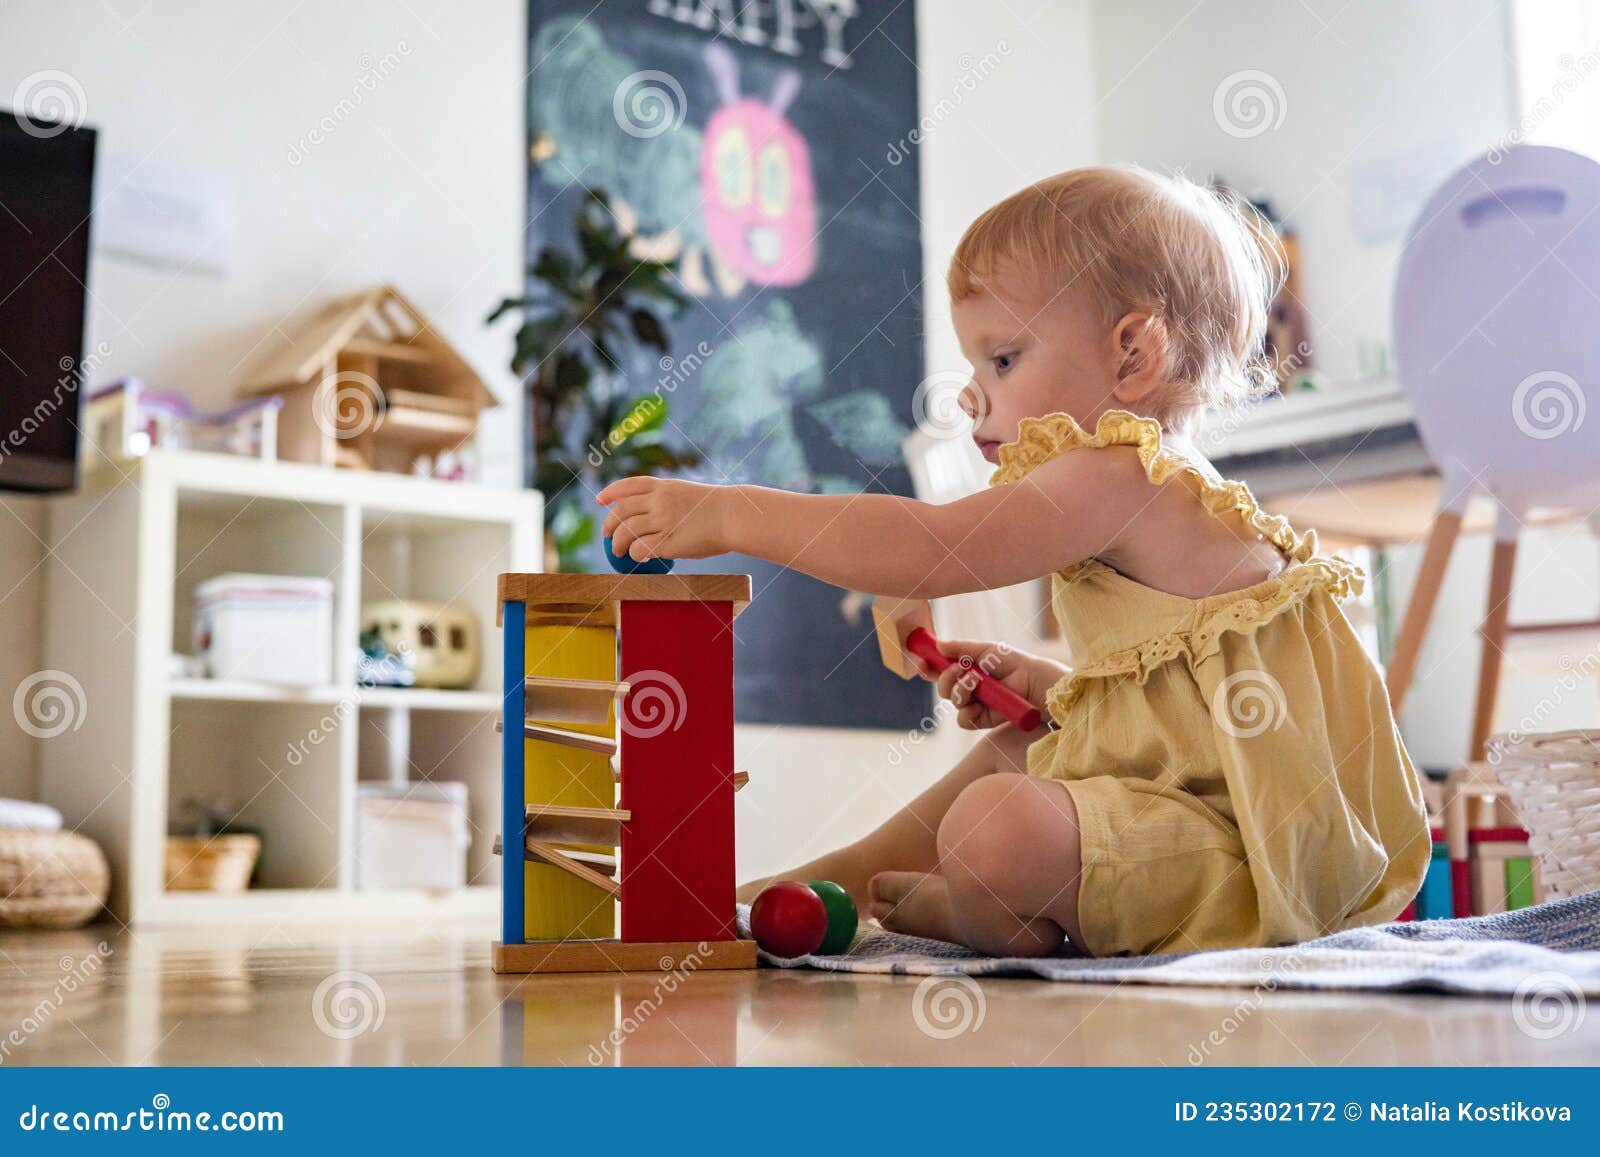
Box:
left=937, top=773, right=1039, bottom=888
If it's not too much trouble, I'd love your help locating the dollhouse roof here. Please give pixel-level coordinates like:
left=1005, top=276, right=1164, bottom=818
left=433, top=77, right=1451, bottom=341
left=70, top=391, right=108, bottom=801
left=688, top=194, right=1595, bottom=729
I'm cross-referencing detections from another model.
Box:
left=239, top=284, right=496, bottom=412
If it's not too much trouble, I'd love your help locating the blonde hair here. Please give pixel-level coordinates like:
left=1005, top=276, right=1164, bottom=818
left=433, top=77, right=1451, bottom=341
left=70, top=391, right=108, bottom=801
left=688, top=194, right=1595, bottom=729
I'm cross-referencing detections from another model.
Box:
left=947, top=166, right=1285, bottom=430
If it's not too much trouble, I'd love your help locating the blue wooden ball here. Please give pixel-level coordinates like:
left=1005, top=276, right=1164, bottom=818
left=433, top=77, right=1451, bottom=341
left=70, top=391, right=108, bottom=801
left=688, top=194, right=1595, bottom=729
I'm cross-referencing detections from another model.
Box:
left=603, top=536, right=674, bottom=575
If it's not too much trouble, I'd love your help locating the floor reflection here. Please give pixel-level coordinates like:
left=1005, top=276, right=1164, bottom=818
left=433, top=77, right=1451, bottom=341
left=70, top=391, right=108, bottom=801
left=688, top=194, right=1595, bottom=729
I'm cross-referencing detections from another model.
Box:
left=0, top=922, right=1594, bottom=1066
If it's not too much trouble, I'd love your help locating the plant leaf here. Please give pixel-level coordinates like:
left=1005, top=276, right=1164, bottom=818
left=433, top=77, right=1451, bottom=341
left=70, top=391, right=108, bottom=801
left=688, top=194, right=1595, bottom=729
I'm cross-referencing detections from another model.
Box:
left=630, top=309, right=669, bottom=351
left=531, top=248, right=577, bottom=295
left=554, top=352, right=591, bottom=393
left=485, top=296, right=533, bottom=324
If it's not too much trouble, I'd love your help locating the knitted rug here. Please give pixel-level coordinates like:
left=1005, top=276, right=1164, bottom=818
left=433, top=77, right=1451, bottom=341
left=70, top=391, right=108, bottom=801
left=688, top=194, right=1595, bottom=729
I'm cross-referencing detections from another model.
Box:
left=739, top=891, right=1600, bottom=994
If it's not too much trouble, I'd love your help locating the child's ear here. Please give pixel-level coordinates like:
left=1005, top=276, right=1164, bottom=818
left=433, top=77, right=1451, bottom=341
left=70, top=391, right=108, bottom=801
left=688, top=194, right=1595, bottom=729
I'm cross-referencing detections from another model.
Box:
left=1109, top=313, right=1165, bottom=404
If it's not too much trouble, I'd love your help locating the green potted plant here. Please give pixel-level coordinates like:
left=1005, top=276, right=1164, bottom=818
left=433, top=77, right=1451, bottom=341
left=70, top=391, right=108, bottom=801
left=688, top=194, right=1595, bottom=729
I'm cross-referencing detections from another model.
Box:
left=488, top=189, right=700, bottom=571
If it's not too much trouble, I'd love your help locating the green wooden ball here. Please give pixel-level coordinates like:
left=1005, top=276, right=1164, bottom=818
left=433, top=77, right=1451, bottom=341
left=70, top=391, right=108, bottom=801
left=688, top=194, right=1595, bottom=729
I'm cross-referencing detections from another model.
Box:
left=806, top=880, right=858, bottom=955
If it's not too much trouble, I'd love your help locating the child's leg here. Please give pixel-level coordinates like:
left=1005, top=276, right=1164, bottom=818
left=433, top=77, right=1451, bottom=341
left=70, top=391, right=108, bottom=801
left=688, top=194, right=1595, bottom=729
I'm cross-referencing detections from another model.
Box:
left=869, top=774, right=1083, bottom=955
left=735, top=723, right=1041, bottom=905
left=936, top=774, right=1084, bottom=956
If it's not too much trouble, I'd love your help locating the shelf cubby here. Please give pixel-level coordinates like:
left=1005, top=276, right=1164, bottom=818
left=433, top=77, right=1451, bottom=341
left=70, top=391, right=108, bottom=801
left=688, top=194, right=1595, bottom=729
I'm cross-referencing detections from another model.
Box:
left=38, top=448, right=540, bottom=924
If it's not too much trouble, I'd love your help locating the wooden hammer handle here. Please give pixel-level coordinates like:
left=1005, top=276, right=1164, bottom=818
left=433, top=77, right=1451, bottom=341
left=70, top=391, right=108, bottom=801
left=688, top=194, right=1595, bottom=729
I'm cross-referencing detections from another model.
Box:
left=905, top=628, right=1042, bottom=732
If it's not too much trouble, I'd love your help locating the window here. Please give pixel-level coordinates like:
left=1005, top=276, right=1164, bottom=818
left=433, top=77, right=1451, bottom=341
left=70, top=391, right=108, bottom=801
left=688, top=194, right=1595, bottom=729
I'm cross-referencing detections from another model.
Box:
left=1510, top=0, right=1600, bottom=155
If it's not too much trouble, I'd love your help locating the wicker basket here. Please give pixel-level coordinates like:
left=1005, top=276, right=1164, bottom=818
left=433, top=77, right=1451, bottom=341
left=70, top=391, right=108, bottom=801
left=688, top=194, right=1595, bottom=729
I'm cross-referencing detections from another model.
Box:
left=1486, top=729, right=1600, bottom=900
left=164, top=834, right=259, bottom=892
left=0, top=829, right=110, bottom=928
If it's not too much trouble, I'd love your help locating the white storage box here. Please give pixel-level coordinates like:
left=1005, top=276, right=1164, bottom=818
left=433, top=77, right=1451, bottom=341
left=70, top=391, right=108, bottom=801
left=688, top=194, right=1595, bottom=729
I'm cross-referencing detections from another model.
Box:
left=355, top=782, right=469, bottom=891
left=194, top=573, right=333, bottom=685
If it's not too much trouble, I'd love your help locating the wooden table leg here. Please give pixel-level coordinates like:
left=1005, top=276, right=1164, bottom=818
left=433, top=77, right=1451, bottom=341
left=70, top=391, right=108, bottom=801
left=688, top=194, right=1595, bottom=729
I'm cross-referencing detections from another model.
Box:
left=1386, top=508, right=1463, bottom=715
left=1470, top=532, right=1519, bottom=760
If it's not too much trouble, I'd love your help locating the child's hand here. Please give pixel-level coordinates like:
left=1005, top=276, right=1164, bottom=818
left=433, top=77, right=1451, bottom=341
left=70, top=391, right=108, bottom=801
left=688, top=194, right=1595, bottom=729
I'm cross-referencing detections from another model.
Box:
left=914, top=640, right=1065, bottom=731
left=596, top=476, right=731, bottom=563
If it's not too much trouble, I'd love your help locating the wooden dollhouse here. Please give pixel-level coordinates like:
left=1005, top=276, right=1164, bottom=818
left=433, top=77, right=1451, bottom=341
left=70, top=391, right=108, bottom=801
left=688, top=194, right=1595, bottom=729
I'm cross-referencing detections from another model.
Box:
left=238, top=284, right=495, bottom=474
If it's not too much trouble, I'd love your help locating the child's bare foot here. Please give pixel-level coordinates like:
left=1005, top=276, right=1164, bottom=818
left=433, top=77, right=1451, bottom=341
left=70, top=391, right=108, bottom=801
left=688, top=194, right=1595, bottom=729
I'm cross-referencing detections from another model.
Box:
left=867, top=871, right=961, bottom=944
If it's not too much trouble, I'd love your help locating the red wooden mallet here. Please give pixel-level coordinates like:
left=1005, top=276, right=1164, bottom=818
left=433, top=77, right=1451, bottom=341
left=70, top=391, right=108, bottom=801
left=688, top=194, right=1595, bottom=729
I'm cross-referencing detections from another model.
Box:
left=871, top=598, right=1042, bottom=731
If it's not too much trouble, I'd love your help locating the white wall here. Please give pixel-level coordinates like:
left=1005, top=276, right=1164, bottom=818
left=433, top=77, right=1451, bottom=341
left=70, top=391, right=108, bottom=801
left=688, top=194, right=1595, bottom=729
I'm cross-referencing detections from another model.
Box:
left=0, top=0, right=526, bottom=476
left=0, top=1, right=1102, bottom=876
left=1091, top=0, right=1516, bottom=386
left=0, top=0, right=526, bottom=798
left=0, top=501, right=44, bottom=801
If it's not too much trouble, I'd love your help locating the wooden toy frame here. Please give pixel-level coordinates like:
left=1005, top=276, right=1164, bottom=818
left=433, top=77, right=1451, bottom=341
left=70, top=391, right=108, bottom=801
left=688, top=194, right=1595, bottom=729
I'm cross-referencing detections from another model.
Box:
left=492, top=572, right=757, bottom=974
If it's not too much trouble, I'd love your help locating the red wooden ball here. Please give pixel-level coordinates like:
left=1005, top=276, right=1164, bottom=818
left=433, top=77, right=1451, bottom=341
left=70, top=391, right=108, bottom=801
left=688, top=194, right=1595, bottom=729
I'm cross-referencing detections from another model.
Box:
left=750, top=881, right=829, bottom=957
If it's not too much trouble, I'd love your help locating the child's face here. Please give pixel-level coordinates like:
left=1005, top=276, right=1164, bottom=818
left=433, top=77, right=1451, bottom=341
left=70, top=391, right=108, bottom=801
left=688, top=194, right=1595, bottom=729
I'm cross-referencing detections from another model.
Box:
left=951, top=278, right=1121, bottom=463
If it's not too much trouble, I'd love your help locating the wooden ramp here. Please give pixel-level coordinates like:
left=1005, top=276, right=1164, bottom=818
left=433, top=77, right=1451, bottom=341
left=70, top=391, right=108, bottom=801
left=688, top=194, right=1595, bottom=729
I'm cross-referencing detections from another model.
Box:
left=524, top=676, right=630, bottom=726
left=494, top=718, right=618, bottom=756
left=525, top=803, right=627, bottom=846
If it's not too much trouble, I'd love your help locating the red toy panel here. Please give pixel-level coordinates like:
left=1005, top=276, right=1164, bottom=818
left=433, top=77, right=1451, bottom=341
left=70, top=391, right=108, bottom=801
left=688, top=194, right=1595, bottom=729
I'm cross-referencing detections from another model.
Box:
left=618, top=599, right=737, bottom=943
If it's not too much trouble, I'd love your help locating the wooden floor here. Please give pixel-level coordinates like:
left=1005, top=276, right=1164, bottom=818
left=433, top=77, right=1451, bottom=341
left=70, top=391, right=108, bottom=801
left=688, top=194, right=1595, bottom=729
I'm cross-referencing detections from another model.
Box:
left=1, top=921, right=1595, bottom=1066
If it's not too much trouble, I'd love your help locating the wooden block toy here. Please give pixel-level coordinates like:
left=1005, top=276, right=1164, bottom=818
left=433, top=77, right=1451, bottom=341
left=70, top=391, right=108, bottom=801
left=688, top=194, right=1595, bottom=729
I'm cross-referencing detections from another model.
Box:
left=871, top=597, right=1042, bottom=731
left=1443, top=763, right=1548, bottom=916
left=1417, top=826, right=1453, bottom=920
left=1505, top=855, right=1538, bottom=910
left=492, top=571, right=757, bottom=974
left=1470, top=828, right=1532, bottom=915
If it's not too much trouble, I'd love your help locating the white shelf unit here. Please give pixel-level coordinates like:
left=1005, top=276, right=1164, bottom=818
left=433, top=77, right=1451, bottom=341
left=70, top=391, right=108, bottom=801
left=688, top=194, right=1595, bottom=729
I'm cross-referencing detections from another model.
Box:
left=39, top=449, right=542, bottom=925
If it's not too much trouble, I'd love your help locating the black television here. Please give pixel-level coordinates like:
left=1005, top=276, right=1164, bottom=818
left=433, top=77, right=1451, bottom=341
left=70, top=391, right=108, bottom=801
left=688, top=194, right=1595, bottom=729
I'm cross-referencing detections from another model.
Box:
left=0, top=110, right=97, bottom=492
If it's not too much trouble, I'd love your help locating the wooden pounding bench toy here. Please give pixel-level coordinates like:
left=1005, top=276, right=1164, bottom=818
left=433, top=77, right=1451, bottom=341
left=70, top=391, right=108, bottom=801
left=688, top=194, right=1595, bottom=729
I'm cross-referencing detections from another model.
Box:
left=872, top=597, right=1042, bottom=732
left=492, top=571, right=757, bottom=974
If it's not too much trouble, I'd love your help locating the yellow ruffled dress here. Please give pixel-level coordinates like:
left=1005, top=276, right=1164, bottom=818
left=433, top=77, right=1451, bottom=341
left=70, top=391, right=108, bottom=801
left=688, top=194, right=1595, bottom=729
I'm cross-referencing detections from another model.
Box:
left=990, top=410, right=1431, bottom=957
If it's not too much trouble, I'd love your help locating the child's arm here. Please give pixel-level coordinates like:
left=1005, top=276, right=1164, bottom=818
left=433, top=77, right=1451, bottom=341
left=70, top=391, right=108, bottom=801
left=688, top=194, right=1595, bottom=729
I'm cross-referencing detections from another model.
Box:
left=596, top=446, right=1150, bottom=598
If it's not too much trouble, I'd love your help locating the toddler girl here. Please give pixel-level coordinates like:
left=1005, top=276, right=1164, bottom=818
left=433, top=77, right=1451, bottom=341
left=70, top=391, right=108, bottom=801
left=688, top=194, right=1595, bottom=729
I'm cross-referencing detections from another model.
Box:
left=597, top=166, right=1431, bottom=957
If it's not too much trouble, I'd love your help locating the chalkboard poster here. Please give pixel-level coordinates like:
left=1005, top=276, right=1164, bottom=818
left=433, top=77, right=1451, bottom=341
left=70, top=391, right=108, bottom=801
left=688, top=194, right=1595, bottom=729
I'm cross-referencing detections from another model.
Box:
left=525, top=0, right=928, bottom=728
